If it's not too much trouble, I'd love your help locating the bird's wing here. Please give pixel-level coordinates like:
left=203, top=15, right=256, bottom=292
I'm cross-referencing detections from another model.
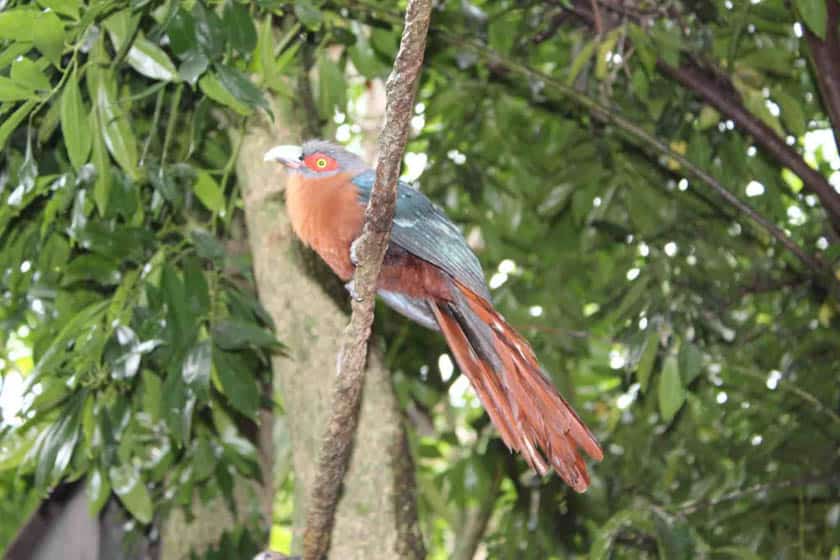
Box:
left=352, top=170, right=491, bottom=302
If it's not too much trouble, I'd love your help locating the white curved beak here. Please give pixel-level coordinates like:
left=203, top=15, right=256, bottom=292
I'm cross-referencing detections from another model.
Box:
left=264, top=144, right=303, bottom=168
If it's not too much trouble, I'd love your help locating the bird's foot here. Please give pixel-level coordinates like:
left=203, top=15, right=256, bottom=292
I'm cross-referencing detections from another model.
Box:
left=345, top=280, right=364, bottom=302
left=350, top=236, right=363, bottom=266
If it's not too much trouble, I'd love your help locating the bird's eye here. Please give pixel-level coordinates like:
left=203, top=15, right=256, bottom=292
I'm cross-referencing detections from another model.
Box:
left=304, top=152, right=337, bottom=172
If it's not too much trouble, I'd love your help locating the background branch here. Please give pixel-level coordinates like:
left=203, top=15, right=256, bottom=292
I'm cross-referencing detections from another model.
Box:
left=567, top=0, right=840, bottom=229
left=301, top=1, right=433, bottom=559
left=804, top=0, right=840, bottom=156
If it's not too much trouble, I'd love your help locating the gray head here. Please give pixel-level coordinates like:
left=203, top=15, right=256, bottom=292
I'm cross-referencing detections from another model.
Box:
left=263, top=139, right=368, bottom=178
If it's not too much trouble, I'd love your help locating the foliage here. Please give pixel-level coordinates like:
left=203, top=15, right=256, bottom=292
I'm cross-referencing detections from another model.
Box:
left=0, top=0, right=282, bottom=549
left=2, top=0, right=840, bottom=558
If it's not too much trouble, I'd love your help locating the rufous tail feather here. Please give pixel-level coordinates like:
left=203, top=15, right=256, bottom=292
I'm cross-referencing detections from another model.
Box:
left=430, top=281, right=603, bottom=493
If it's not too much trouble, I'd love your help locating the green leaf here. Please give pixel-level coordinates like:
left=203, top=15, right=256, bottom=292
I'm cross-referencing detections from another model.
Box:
left=92, top=67, right=140, bottom=180
left=193, top=170, right=225, bottom=212
left=294, top=0, right=323, bottom=31
left=90, top=109, right=112, bottom=216
left=595, top=30, right=620, bottom=80
left=142, top=370, right=163, bottom=421
left=37, top=0, right=82, bottom=20
left=214, top=64, right=270, bottom=115
left=179, top=50, right=209, bottom=85
left=774, top=87, right=806, bottom=138
left=678, top=342, right=703, bottom=385
left=795, top=0, right=827, bottom=39
left=637, top=330, right=659, bottom=392
left=0, top=76, right=37, bottom=101
left=317, top=53, right=345, bottom=119
left=109, top=464, right=153, bottom=524
left=0, top=100, right=36, bottom=151
left=105, top=11, right=179, bottom=82
left=11, top=57, right=51, bottom=92
left=199, top=72, right=252, bottom=115
left=193, top=0, right=226, bottom=60
left=33, top=10, right=65, bottom=67
left=212, top=318, right=279, bottom=350
left=224, top=1, right=257, bottom=55
left=567, top=40, right=597, bottom=86
left=162, top=365, right=194, bottom=445
left=62, top=254, right=121, bottom=286
left=213, top=348, right=260, bottom=418
left=183, top=339, right=212, bottom=402
left=61, top=69, right=92, bottom=169
left=0, top=8, right=37, bottom=41
left=87, top=468, right=111, bottom=516
left=168, top=9, right=198, bottom=57
left=658, top=356, right=686, bottom=423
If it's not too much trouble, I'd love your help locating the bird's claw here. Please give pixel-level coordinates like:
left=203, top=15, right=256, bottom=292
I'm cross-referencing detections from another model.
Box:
left=345, top=280, right=364, bottom=303
left=350, top=237, right=363, bottom=266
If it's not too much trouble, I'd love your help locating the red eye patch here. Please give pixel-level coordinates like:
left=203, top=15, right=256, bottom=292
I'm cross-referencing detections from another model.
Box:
left=303, top=152, right=338, bottom=172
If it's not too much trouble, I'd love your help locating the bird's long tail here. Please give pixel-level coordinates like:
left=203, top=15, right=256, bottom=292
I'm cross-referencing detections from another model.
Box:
left=430, top=280, right=603, bottom=492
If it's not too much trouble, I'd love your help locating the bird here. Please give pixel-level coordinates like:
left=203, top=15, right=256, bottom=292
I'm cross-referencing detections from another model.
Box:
left=264, top=140, right=603, bottom=492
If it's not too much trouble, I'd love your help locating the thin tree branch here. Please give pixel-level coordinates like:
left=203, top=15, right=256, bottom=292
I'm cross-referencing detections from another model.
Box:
left=301, top=1, right=433, bottom=559
left=674, top=473, right=840, bottom=515
left=342, top=0, right=829, bottom=281
left=804, top=0, right=840, bottom=156
left=447, top=37, right=827, bottom=277
left=567, top=0, right=840, bottom=228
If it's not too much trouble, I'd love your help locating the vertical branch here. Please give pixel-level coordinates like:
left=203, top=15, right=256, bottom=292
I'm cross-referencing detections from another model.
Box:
left=301, top=1, right=433, bottom=559
left=804, top=0, right=840, bottom=156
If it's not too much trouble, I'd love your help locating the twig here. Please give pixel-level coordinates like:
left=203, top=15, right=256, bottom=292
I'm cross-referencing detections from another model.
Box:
left=804, top=0, right=840, bottom=157
left=447, top=36, right=827, bottom=277
left=674, top=473, right=840, bottom=515
left=300, top=1, right=433, bottom=559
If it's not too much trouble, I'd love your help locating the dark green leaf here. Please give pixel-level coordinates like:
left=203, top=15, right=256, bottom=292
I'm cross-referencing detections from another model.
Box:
left=212, top=318, right=279, bottom=350
left=183, top=339, right=212, bottom=402
left=658, top=356, right=685, bottom=423
left=213, top=348, right=260, bottom=418
left=214, top=64, right=270, bottom=115
left=167, top=9, right=198, bottom=57
left=223, top=1, right=257, bottom=55
left=199, top=72, right=252, bottom=115
left=637, top=330, right=659, bottom=392
left=678, top=342, right=703, bottom=385
left=795, top=0, right=827, bottom=39
left=61, top=69, right=92, bottom=170
left=193, top=1, right=226, bottom=60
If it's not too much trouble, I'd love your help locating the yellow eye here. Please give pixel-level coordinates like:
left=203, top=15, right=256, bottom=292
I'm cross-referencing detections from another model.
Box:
left=316, top=158, right=328, bottom=168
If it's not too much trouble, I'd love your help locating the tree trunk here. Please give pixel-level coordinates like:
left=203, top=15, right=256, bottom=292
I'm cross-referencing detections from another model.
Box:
left=236, top=105, right=424, bottom=560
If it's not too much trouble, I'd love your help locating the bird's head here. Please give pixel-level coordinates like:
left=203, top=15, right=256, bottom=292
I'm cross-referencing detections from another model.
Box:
left=264, top=139, right=367, bottom=178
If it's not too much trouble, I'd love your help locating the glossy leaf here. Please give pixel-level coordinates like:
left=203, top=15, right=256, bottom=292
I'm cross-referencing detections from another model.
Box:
left=109, top=464, right=153, bottom=523
left=183, top=339, right=212, bottom=402
left=91, top=68, right=140, bottom=180
left=224, top=1, right=257, bottom=55
left=60, top=69, right=92, bottom=170
left=795, top=0, right=827, bottom=39
left=87, top=468, right=111, bottom=516
left=214, top=64, right=270, bottom=115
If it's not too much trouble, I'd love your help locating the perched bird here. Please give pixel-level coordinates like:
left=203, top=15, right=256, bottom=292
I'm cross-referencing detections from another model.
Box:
left=264, top=140, right=603, bottom=492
